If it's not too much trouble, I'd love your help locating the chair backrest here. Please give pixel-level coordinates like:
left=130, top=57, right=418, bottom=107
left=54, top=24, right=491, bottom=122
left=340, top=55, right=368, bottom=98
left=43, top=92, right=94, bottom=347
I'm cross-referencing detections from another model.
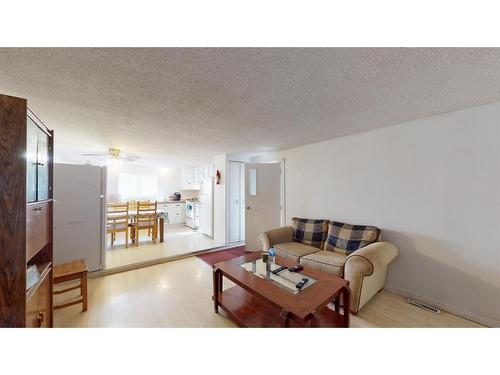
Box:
left=137, top=201, right=157, bottom=214
left=107, top=202, right=129, bottom=226
left=136, top=201, right=157, bottom=226
left=129, top=200, right=137, bottom=211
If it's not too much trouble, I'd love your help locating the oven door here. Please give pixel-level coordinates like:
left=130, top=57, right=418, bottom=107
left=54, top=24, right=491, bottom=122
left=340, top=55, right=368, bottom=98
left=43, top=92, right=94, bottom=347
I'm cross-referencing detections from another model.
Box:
left=186, top=202, right=194, bottom=219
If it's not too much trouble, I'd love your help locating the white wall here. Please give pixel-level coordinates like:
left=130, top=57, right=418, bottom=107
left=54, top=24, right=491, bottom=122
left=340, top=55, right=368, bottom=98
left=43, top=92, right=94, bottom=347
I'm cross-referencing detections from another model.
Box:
left=254, top=102, right=500, bottom=325
left=106, top=164, right=182, bottom=201
left=213, top=154, right=227, bottom=244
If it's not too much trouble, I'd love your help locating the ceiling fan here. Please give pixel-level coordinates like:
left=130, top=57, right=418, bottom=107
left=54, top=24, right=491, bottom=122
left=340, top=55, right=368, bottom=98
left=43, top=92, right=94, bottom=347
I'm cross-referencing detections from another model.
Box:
left=81, top=147, right=139, bottom=162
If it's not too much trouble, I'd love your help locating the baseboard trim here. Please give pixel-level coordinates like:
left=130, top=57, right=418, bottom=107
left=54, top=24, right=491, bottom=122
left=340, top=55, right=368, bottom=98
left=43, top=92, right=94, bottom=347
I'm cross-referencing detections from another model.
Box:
left=385, top=285, right=499, bottom=328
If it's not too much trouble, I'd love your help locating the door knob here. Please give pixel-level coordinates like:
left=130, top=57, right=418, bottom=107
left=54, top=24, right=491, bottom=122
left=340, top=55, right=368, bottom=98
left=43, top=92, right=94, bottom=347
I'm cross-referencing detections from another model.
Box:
left=246, top=206, right=250, bottom=210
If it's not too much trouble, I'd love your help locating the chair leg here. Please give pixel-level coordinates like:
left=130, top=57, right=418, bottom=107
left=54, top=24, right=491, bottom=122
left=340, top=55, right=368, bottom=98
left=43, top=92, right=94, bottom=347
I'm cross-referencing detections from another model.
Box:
left=82, top=272, right=88, bottom=312
left=125, top=229, right=128, bottom=248
left=136, top=227, right=139, bottom=247
left=111, top=232, right=114, bottom=245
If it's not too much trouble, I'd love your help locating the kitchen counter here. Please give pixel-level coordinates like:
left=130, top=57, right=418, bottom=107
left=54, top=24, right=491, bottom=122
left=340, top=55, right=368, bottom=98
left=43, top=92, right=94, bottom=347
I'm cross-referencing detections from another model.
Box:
left=158, top=201, right=186, bottom=225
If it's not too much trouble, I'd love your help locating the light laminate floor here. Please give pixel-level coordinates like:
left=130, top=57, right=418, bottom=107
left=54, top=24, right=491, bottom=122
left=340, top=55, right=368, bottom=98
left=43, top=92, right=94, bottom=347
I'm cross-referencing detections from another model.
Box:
left=54, top=256, right=483, bottom=328
left=105, top=225, right=220, bottom=269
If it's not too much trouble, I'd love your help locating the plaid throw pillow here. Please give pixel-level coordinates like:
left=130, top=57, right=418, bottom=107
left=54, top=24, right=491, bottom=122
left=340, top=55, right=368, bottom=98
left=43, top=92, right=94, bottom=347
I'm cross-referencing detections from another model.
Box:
left=292, top=217, right=329, bottom=249
left=325, top=221, right=380, bottom=255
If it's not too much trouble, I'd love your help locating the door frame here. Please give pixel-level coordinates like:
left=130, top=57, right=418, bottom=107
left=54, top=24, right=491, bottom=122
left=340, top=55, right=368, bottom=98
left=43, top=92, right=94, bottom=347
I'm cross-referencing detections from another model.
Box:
left=227, top=157, right=286, bottom=245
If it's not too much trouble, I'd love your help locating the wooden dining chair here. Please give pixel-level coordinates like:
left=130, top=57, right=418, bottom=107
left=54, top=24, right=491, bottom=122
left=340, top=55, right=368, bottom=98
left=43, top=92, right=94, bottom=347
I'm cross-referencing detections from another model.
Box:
left=133, top=201, right=158, bottom=246
left=129, top=200, right=137, bottom=212
left=107, top=202, right=130, bottom=248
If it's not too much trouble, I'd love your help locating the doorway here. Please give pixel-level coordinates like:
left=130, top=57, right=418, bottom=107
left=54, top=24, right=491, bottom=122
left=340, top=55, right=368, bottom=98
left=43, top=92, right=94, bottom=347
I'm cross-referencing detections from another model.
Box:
left=228, top=161, right=245, bottom=243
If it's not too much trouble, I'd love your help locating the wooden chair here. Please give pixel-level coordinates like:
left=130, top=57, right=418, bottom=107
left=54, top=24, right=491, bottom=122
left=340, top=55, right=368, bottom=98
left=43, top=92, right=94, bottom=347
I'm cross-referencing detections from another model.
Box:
left=129, top=200, right=137, bottom=211
left=107, top=202, right=130, bottom=248
left=132, top=201, right=158, bottom=246
left=53, top=259, right=88, bottom=312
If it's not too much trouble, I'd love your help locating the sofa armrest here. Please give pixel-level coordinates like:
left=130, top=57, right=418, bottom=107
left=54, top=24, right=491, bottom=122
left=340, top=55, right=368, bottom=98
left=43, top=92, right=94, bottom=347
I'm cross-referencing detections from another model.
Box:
left=344, top=241, right=398, bottom=313
left=345, top=241, right=398, bottom=276
left=259, top=226, right=294, bottom=252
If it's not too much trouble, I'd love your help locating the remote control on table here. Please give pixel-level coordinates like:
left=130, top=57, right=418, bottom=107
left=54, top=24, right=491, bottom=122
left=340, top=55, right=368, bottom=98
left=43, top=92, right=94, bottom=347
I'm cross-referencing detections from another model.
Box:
left=295, top=278, right=309, bottom=290
left=271, top=265, right=287, bottom=274
left=289, top=264, right=303, bottom=272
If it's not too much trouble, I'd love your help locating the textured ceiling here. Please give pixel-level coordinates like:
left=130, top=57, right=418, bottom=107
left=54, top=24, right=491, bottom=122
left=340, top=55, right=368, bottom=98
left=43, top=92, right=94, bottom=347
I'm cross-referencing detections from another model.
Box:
left=1, top=48, right=500, bottom=167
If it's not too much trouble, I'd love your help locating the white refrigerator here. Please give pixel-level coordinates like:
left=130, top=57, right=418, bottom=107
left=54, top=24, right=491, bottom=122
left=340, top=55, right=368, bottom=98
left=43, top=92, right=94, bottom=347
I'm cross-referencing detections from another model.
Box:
left=53, top=164, right=106, bottom=272
left=199, top=177, right=214, bottom=237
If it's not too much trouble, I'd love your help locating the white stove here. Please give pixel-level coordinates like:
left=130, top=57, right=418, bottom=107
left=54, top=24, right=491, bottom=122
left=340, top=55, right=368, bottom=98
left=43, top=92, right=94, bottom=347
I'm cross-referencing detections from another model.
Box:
left=185, top=201, right=198, bottom=229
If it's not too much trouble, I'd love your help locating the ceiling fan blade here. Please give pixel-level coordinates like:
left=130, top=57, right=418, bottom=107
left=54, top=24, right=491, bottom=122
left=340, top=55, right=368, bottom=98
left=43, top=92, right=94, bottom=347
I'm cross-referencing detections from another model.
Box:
left=81, top=153, right=108, bottom=157
left=120, top=155, right=137, bottom=161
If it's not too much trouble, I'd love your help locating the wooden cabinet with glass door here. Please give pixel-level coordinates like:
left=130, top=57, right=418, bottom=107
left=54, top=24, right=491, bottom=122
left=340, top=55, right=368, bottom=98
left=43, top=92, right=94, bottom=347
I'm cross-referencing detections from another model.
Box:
left=0, top=94, right=54, bottom=327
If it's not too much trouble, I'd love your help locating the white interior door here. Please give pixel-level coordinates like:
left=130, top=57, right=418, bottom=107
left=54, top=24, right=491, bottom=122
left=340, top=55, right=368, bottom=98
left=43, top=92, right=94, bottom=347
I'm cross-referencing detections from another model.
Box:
left=245, top=163, right=281, bottom=252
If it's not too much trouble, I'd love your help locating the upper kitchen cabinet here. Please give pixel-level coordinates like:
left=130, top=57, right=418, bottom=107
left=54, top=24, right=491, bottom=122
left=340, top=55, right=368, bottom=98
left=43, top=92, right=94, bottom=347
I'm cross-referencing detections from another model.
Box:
left=180, top=164, right=214, bottom=190
left=27, top=111, right=52, bottom=203
left=181, top=168, right=200, bottom=190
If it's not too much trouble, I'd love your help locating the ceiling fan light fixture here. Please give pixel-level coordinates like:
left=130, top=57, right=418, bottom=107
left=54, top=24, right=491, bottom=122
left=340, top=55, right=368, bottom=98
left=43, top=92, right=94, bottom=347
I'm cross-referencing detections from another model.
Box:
left=81, top=147, right=137, bottom=163
left=108, top=147, right=121, bottom=158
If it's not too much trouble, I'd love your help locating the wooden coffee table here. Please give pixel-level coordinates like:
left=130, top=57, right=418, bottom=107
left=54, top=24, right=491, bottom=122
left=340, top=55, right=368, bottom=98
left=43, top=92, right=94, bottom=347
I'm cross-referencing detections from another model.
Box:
left=213, top=253, right=350, bottom=328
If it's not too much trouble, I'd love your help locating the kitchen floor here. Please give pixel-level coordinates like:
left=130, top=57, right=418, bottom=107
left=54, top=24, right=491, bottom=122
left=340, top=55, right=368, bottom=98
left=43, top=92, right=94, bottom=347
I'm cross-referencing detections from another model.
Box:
left=105, top=225, right=221, bottom=269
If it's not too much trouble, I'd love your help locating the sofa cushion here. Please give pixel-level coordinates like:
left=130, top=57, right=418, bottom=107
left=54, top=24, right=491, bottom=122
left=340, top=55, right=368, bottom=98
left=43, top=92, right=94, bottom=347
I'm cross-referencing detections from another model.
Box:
left=300, top=251, right=347, bottom=277
left=291, top=217, right=329, bottom=249
left=325, top=221, right=380, bottom=255
left=274, top=242, right=320, bottom=263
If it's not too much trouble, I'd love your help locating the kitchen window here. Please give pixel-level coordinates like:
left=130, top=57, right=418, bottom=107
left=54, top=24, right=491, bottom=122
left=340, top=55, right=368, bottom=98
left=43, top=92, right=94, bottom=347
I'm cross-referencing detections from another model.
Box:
left=118, top=173, right=158, bottom=200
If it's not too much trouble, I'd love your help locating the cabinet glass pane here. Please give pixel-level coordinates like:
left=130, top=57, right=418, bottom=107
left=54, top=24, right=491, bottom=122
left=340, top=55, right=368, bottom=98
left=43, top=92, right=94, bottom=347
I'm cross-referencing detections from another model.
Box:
left=26, top=117, right=38, bottom=202
left=36, top=127, right=50, bottom=201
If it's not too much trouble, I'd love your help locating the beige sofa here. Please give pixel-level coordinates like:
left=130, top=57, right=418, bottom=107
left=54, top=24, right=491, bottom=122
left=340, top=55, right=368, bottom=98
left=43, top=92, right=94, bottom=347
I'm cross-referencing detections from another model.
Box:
left=259, top=224, right=398, bottom=314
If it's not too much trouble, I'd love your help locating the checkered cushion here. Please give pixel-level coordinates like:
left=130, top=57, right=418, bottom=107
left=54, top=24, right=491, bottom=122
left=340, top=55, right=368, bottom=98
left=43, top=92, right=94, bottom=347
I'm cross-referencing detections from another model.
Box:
left=292, top=217, right=329, bottom=250
left=325, top=221, right=380, bottom=255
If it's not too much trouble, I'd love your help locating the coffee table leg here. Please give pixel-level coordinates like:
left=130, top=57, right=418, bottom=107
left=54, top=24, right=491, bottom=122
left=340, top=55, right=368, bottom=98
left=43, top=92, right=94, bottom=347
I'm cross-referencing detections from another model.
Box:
left=342, top=286, right=350, bottom=328
left=310, top=313, right=320, bottom=328
left=280, top=309, right=291, bottom=327
left=219, top=271, right=223, bottom=293
left=213, top=268, right=221, bottom=313
left=334, top=296, right=340, bottom=313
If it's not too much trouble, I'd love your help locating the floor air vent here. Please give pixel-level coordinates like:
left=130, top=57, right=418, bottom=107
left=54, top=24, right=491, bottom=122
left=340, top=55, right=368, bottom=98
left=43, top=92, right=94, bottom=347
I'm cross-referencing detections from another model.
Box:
left=408, top=299, right=441, bottom=314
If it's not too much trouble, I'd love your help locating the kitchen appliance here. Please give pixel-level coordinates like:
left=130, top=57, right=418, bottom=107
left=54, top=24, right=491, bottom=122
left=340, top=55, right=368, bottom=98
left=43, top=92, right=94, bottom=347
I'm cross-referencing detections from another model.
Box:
left=53, top=164, right=107, bottom=272
left=169, top=192, right=182, bottom=201
left=185, top=201, right=196, bottom=229
left=199, top=177, right=214, bottom=237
